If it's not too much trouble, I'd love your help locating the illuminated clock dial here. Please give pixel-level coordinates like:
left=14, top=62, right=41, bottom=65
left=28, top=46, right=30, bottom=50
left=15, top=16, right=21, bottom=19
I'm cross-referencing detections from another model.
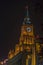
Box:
left=26, top=27, right=32, bottom=32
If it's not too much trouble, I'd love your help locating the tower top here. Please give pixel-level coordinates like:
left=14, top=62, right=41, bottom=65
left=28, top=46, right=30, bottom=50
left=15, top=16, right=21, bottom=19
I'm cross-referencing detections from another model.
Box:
left=25, top=6, right=29, bottom=17
left=23, top=6, right=31, bottom=25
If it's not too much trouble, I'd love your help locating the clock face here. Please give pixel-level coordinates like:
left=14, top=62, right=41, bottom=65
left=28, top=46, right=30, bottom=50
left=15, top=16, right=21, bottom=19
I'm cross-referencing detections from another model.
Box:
left=26, top=27, right=32, bottom=32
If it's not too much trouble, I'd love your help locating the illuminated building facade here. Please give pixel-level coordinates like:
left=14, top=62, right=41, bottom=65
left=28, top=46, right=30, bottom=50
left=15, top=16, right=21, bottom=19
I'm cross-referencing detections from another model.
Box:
left=0, top=6, right=43, bottom=65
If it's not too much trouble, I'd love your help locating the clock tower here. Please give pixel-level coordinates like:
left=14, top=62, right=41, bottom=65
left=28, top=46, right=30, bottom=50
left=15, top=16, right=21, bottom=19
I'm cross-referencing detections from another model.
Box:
left=19, top=6, right=36, bottom=65
left=19, top=6, right=34, bottom=48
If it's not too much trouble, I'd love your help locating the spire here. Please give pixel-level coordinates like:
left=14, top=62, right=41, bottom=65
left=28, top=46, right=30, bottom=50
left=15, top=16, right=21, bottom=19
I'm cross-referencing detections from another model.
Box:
left=26, top=6, right=29, bottom=17
left=23, top=6, right=31, bottom=25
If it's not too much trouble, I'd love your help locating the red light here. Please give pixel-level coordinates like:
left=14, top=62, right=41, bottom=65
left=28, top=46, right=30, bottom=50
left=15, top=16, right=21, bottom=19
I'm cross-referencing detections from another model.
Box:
left=25, top=6, right=28, bottom=9
left=36, top=35, right=39, bottom=39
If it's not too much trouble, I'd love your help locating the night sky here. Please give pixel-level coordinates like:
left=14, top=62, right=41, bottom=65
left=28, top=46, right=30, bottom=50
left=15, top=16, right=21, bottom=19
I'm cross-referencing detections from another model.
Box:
left=0, top=0, right=43, bottom=60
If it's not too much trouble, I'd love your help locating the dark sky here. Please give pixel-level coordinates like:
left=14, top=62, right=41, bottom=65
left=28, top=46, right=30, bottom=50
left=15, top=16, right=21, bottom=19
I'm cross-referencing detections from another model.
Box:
left=0, top=0, right=43, bottom=60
